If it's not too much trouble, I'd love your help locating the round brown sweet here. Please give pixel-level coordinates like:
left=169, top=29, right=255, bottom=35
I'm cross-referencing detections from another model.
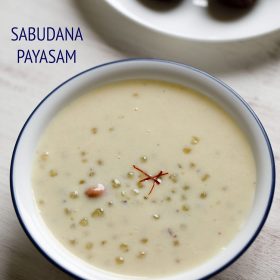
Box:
left=219, top=0, right=256, bottom=8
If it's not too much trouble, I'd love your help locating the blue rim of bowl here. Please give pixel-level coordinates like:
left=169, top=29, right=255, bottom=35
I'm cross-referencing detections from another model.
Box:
left=10, top=58, right=275, bottom=280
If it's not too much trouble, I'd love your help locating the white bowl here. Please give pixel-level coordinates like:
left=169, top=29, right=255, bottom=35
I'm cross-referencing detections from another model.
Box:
left=10, top=59, right=275, bottom=280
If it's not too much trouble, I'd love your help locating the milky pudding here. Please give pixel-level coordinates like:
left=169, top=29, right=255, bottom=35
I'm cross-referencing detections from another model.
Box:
left=32, top=80, right=256, bottom=277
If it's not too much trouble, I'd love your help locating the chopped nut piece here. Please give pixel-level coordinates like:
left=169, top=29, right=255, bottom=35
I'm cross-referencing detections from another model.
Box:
left=69, top=239, right=77, bottom=245
left=132, top=189, right=140, bottom=195
left=200, top=192, right=207, bottom=199
left=49, top=169, right=58, bottom=177
left=91, top=208, right=104, bottom=217
left=85, top=242, right=93, bottom=250
left=140, top=156, right=148, bottom=162
left=167, top=228, right=177, bottom=238
left=183, top=185, right=190, bottom=191
left=64, top=208, right=71, bottom=215
left=177, top=163, right=183, bottom=169
left=119, top=243, right=129, bottom=252
left=137, top=182, right=144, bottom=189
left=85, top=184, right=105, bottom=198
left=79, top=218, right=89, bottom=227
left=173, top=240, right=180, bottom=246
left=97, top=159, right=103, bottom=165
left=108, top=201, right=114, bottom=207
left=201, top=174, right=210, bottom=181
left=80, top=151, right=86, bottom=156
left=166, top=196, right=171, bottom=202
left=153, top=214, right=160, bottom=220
left=137, top=251, right=146, bottom=258
left=115, top=256, right=124, bottom=264
left=182, top=205, right=189, bottom=212
left=40, top=152, right=49, bottom=161
left=141, top=238, right=148, bottom=244
left=189, top=162, right=196, bottom=168
left=79, top=179, right=85, bottom=185
left=112, top=179, right=121, bottom=188
left=127, top=172, right=134, bottom=179
left=191, top=136, right=200, bottom=145
left=88, top=170, right=95, bottom=177
left=183, top=147, right=192, bottom=154
left=69, top=191, right=79, bottom=199
left=132, top=92, right=139, bottom=97
left=109, top=127, right=114, bottom=132
left=91, top=127, right=98, bottom=134
left=101, top=240, right=107, bottom=245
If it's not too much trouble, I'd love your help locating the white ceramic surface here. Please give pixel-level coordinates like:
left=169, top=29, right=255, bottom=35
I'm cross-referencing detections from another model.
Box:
left=10, top=59, right=275, bottom=280
left=104, top=0, right=280, bottom=41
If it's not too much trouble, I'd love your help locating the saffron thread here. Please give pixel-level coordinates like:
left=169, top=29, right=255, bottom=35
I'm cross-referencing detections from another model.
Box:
left=132, top=165, right=168, bottom=195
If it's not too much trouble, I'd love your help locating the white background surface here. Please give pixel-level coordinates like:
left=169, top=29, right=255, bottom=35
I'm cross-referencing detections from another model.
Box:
left=0, top=0, right=279, bottom=279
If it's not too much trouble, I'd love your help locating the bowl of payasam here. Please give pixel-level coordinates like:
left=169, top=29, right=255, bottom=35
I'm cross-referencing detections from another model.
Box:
left=10, top=59, right=275, bottom=280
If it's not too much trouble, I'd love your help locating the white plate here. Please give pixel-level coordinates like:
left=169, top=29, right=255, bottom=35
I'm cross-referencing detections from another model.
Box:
left=105, top=0, right=280, bottom=41
left=11, top=59, right=275, bottom=280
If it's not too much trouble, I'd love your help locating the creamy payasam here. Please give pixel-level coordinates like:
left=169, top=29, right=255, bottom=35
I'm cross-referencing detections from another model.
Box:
left=32, top=80, right=256, bottom=277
